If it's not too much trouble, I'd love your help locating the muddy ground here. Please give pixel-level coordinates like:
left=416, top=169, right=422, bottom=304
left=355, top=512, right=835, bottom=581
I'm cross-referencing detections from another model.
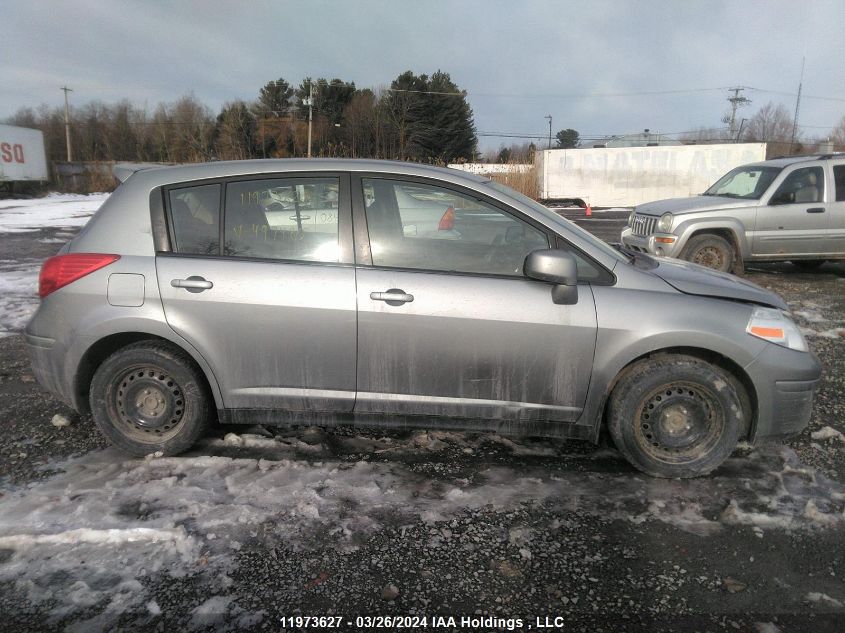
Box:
left=0, top=212, right=843, bottom=632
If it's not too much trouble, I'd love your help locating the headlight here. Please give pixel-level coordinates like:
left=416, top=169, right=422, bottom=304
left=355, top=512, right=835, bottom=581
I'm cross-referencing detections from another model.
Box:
left=628, top=210, right=635, bottom=226
left=657, top=212, right=674, bottom=232
left=746, top=307, right=808, bottom=352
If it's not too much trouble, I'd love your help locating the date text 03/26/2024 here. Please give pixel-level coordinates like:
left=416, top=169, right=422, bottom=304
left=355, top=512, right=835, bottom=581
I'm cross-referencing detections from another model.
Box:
left=279, top=615, right=571, bottom=629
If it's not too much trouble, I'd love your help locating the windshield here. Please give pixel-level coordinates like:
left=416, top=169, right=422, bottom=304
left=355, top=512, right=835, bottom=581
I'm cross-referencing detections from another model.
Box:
left=703, top=165, right=782, bottom=199
left=485, top=180, right=629, bottom=263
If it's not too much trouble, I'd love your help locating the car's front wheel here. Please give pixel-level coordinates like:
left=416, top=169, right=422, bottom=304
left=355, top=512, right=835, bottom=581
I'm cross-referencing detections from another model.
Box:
left=607, top=355, right=744, bottom=478
left=90, top=341, right=211, bottom=457
left=680, top=233, right=736, bottom=273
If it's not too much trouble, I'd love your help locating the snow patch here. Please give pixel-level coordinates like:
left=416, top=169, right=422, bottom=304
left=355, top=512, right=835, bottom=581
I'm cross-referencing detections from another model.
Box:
left=0, top=259, right=42, bottom=336
left=0, top=440, right=842, bottom=626
left=811, top=427, right=845, bottom=443
left=0, top=193, right=107, bottom=233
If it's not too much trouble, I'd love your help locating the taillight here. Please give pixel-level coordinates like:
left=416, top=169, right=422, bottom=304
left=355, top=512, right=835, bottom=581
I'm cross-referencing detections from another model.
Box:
left=39, top=253, right=120, bottom=298
left=438, top=207, right=455, bottom=231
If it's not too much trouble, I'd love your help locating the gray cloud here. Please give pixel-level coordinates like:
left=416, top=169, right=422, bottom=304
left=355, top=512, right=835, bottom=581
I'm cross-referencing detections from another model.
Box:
left=2, top=0, right=843, bottom=151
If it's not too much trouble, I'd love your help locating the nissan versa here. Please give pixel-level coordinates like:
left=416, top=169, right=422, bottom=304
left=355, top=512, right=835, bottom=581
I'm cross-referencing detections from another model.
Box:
left=25, top=160, right=822, bottom=478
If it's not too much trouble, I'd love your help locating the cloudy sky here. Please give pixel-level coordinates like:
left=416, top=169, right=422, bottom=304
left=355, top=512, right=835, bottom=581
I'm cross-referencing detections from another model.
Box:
left=2, top=0, right=844, bottom=151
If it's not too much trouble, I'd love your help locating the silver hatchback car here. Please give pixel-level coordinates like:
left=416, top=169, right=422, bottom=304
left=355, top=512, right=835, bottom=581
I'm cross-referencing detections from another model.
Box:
left=26, top=160, right=821, bottom=478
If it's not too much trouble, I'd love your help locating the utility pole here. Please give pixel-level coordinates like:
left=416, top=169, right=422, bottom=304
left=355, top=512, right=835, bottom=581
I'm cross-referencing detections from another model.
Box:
left=726, top=87, right=750, bottom=139
left=790, top=57, right=805, bottom=151
left=305, top=82, right=314, bottom=158
left=61, top=86, right=73, bottom=161
left=544, top=115, right=552, bottom=149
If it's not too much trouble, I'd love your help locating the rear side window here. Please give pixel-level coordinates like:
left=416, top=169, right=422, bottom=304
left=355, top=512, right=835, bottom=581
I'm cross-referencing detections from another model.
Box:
left=224, top=178, right=340, bottom=263
left=168, top=184, right=221, bottom=254
left=834, top=165, right=845, bottom=202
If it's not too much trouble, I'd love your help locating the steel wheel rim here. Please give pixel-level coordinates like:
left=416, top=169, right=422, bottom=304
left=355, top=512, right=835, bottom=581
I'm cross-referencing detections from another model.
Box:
left=113, top=365, right=186, bottom=442
left=635, top=381, right=725, bottom=464
left=693, top=246, right=726, bottom=270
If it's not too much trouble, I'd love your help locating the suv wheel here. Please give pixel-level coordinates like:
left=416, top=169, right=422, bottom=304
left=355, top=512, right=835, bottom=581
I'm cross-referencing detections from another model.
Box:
left=607, top=355, right=743, bottom=478
left=680, top=234, right=735, bottom=273
left=90, top=341, right=211, bottom=457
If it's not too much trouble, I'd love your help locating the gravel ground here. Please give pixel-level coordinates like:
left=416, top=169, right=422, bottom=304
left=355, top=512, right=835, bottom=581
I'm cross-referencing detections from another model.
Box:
left=1, top=213, right=844, bottom=632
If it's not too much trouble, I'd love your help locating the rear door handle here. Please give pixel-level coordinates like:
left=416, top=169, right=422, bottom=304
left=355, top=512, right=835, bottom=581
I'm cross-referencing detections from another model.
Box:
left=370, top=289, right=414, bottom=305
left=171, top=276, right=213, bottom=293
left=806, top=207, right=825, bottom=213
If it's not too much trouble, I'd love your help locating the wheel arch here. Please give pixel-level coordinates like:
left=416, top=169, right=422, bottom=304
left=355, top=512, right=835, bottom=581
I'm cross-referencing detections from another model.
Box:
left=598, top=345, right=758, bottom=441
left=73, top=331, right=223, bottom=415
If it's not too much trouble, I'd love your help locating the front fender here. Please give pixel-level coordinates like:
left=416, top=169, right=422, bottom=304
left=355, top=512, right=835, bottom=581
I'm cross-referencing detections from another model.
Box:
left=578, top=285, right=767, bottom=438
left=673, top=217, right=751, bottom=259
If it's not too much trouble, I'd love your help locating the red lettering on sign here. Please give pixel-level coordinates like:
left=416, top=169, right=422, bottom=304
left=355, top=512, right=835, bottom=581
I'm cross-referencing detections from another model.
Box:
left=0, top=143, right=11, bottom=163
left=13, top=144, right=25, bottom=163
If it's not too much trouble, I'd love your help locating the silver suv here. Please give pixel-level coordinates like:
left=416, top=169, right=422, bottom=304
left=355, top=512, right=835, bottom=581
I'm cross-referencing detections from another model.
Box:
left=25, top=160, right=821, bottom=478
left=621, top=153, right=845, bottom=272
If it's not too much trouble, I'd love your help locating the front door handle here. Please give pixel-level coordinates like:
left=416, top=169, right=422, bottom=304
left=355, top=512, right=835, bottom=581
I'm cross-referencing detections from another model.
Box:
left=370, top=289, right=414, bottom=306
left=806, top=207, right=825, bottom=213
left=171, top=276, right=213, bottom=293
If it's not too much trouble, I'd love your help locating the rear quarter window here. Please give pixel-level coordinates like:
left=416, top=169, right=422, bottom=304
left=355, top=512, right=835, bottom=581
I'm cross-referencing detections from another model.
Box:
left=167, top=184, right=221, bottom=254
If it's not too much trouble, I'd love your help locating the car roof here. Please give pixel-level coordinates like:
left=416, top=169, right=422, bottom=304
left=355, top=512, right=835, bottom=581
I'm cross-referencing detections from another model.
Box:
left=741, top=153, right=845, bottom=169
left=116, top=158, right=490, bottom=188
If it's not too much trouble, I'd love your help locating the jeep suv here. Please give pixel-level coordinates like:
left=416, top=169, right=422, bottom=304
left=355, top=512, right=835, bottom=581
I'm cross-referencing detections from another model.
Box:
left=25, top=159, right=821, bottom=478
left=621, top=153, right=845, bottom=272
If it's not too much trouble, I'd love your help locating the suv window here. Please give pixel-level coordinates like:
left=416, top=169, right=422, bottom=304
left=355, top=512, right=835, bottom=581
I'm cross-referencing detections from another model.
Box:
left=771, top=166, right=824, bottom=204
left=168, top=184, right=221, bottom=255
left=834, top=165, right=845, bottom=202
left=224, top=178, right=340, bottom=262
left=363, top=178, right=548, bottom=276
left=704, top=166, right=781, bottom=199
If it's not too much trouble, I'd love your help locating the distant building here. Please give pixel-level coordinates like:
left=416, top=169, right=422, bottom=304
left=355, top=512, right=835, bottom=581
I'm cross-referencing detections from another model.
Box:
left=591, top=129, right=682, bottom=149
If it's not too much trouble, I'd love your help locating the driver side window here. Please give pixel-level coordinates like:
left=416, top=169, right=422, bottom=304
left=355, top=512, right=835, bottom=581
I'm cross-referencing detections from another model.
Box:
left=770, top=167, right=824, bottom=205
left=362, top=178, right=549, bottom=276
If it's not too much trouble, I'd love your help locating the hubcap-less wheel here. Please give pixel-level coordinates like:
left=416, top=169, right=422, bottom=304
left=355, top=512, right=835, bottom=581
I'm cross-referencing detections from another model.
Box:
left=114, top=365, right=186, bottom=442
left=90, top=342, right=211, bottom=457
left=691, top=246, right=726, bottom=270
left=606, top=355, right=743, bottom=478
left=636, top=382, right=724, bottom=463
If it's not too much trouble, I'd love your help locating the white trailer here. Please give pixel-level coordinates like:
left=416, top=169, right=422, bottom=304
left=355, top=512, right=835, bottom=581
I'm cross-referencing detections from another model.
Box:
left=0, top=124, right=49, bottom=182
left=537, top=143, right=767, bottom=207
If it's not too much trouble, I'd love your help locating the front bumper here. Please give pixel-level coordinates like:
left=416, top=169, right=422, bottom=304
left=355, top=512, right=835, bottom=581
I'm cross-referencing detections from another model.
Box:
left=621, top=227, right=682, bottom=258
left=744, top=343, right=822, bottom=441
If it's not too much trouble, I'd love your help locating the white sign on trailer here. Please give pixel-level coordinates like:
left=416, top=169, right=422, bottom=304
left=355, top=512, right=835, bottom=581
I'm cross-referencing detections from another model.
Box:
left=537, top=143, right=767, bottom=207
left=0, top=124, right=49, bottom=182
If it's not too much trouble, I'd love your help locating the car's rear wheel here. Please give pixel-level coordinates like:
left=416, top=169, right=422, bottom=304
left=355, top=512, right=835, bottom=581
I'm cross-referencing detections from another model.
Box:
left=607, top=355, right=743, bottom=478
left=90, top=342, right=211, bottom=457
left=680, top=234, right=735, bottom=273
left=792, top=259, right=825, bottom=271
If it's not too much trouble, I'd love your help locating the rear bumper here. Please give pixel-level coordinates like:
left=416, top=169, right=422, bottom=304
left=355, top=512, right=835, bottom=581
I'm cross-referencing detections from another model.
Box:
left=24, top=330, right=75, bottom=409
left=744, top=344, right=822, bottom=441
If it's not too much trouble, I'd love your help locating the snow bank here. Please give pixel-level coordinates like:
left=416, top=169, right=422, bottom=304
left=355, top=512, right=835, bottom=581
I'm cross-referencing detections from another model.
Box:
left=0, top=193, right=107, bottom=233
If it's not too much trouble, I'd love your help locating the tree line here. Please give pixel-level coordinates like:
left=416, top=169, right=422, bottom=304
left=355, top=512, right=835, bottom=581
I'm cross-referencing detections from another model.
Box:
left=3, top=70, right=478, bottom=165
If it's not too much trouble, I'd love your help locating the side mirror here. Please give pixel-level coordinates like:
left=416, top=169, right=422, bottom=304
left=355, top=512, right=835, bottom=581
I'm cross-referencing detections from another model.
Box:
left=524, top=249, right=579, bottom=305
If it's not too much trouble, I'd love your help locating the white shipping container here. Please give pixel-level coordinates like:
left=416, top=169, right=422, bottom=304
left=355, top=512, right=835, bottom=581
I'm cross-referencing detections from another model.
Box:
left=537, top=143, right=767, bottom=207
left=0, top=124, right=49, bottom=182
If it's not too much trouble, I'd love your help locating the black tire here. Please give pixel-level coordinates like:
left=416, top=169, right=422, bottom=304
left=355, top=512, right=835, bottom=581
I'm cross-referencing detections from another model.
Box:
left=90, top=341, right=211, bottom=457
left=680, top=234, right=736, bottom=273
left=792, top=259, right=825, bottom=271
left=607, top=355, right=743, bottom=478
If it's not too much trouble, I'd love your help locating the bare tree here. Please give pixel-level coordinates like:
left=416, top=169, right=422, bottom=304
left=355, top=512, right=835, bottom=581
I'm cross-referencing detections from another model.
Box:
left=743, top=102, right=798, bottom=156
left=830, top=115, right=845, bottom=151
